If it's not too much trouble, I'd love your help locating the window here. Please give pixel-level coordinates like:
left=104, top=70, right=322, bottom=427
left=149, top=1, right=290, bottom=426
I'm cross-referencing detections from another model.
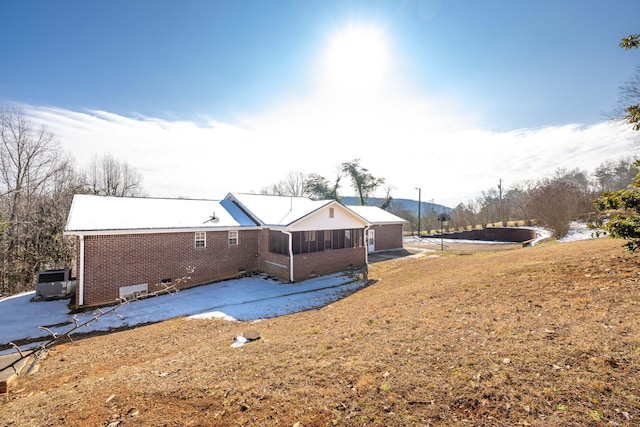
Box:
left=324, top=237, right=332, bottom=250
left=195, top=231, right=206, bottom=248
left=270, top=230, right=288, bottom=255
left=329, top=207, right=334, bottom=218
left=228, top=230, right=239, bottom=246
left=290, top=229, right=363, bottom=254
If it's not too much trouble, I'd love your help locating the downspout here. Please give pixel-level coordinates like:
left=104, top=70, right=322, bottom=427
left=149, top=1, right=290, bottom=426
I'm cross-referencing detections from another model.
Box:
left=282, top=230, right=294, bottom=282
left=364, top=226, right=370, bottom=265
left=78, top=235, right=85, bottom=307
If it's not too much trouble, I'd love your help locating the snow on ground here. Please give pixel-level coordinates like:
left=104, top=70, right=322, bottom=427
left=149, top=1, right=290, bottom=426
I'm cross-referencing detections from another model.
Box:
left=0, top=273, right=369, bottom=355
left=557, top=221, right=603, bottom=242
left=0, top=222, right=605, bottom=355
left=406, top=222, right=602, bottom=246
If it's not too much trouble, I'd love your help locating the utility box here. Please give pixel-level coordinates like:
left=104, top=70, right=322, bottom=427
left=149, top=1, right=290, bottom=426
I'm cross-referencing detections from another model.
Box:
left=33, top=268, right=76, bottom=301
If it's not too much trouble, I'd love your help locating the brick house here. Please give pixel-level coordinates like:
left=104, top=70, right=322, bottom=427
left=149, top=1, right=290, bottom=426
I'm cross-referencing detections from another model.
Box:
left=64, top=193, right=406, bottom=308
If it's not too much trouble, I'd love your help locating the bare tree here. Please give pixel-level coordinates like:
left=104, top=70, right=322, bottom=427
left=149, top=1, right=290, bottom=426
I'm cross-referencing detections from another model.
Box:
left=478, top=188, right=501, bottom=227
left=594, top=156, right=637, bottom=192
left=451, top=202, right=477, bottom=231
left=85, top=154, right=144, bottom=197
left=526, top=169, right=596, bottom=237
left=379, top=185, right=394, bottom=209
left=261, top=171, right=310, bottom=197
left=0, top=107, right=73, bottom=295
left=505, top=181, right=535, bottom=225
left=527, top=181, right=583, bottom=237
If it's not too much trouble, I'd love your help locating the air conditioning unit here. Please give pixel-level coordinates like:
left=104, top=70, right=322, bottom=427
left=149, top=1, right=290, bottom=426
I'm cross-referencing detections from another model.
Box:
left=33, top=268, right=76, bottom=301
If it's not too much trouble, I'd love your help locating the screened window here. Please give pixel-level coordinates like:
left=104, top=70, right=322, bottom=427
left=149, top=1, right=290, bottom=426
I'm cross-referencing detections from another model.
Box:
left=303, top=231, right=317, bottom=253
left=269, top=229, right=363, bottom=255
left=269, top=230, right=289, bottom=255
left=195, top=231, right=206, bottom=248
left=287, top=229, right=363, bottom=254
left=228, top=230, right=238, bottom=246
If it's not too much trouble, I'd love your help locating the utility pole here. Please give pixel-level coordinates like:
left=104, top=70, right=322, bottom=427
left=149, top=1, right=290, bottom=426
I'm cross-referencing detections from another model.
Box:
left=498, top=178, right=503, bottom=225
left=415, top=187, right=421, bottom=237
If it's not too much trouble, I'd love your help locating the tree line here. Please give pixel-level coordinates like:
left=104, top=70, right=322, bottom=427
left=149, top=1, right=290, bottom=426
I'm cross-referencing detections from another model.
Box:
left=260, top=159, right=390, bottom=207
left=261, top=156, right=638, bottom=240
left=0, top=107, right=144, bottom=297
left=392, top=159, right=636, bottom=238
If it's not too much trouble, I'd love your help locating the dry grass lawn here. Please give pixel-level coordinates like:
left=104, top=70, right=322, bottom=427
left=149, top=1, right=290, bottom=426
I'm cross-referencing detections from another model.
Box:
left=2, top=238, right=640, bottom=426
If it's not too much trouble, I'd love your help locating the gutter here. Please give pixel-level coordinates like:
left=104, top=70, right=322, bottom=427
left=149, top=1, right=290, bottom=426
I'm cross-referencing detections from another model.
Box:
left=63, top=225, right=260, bottom=236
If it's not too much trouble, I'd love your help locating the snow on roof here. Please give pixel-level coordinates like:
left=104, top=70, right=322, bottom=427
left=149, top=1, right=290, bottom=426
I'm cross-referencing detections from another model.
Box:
left=226, top=193, right=332, bottom=226
left=65, top=194, right=257, bottom=233
left=346, top=205, right=408, bottom=224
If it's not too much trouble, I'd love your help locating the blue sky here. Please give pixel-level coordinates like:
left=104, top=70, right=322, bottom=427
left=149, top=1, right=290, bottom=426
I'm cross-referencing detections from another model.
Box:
left=1, top=1, right=639, bottom=206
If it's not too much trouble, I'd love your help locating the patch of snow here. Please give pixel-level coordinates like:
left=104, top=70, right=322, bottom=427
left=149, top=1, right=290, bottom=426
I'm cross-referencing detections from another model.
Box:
left=558, top=221, right=604, bottom=242
left=523, top=227, right=551, bottom=245
left=526, top=222, right=604, bottom=244
left=0, top=273, right=370, bottom=355
left=187, top=311, right=237, bottom=321
left=231, top=335, right=248, bottom=348
left=405, top=222, right=600, bottom=246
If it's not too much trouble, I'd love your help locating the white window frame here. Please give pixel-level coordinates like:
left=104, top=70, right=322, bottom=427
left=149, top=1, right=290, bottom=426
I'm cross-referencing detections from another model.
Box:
left=228, top=230, right=239, bottom=246
left=195, top=231, right=206, bottom=248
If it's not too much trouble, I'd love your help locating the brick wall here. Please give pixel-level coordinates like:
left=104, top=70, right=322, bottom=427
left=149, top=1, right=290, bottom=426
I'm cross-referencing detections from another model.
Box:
left=78, top=230, right=260, bottom=307
left=371, top=224, right=404, bottom=251
left=432, top=227, right=537, bottom=243
left=256, top=229, right=290, bottom=280
left=292, top=247, right=366, bottom=281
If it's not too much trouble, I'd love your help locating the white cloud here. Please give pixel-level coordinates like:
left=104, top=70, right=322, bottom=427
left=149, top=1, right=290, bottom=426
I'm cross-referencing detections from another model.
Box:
left=25, top=106, right=269, bottom=199
left=22, top=98, right=638, bottom=208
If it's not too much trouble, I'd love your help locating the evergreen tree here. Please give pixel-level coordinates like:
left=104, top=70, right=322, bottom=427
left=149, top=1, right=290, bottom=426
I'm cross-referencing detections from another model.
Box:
left=595, top=33, right=640, bottom=250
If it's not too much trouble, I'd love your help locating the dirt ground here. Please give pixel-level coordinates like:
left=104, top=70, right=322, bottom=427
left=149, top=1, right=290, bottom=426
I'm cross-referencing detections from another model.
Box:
left=2, top=237, right=640, bottom=426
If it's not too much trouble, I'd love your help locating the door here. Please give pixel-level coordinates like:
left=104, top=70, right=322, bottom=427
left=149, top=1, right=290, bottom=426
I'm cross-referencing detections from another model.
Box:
left=367, top=229, right=375, bottom=252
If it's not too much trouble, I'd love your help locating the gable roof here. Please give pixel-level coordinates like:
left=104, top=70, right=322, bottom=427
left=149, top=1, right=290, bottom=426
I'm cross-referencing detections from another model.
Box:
left=224, top=193, right=334, bottom=226
left=65, top=194, right=257, bottom=234
left=346, top=205, right=408, bottom=225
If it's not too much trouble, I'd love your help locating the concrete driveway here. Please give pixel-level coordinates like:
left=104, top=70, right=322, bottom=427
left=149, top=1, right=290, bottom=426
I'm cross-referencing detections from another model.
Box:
left=368, top=248, right=416, bottom=262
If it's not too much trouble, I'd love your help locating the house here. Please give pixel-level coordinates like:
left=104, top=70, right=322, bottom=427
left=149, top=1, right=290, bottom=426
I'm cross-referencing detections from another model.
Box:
left=64, top=193, right=407, bottom=308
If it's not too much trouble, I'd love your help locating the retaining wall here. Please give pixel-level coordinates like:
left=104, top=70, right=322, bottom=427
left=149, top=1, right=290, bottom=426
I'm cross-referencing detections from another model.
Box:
left=429, top=227, right=537, bottom=243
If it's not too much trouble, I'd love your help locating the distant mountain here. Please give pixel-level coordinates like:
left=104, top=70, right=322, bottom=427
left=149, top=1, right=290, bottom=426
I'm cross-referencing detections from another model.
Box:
left=342, top=197, right=452, bottom=216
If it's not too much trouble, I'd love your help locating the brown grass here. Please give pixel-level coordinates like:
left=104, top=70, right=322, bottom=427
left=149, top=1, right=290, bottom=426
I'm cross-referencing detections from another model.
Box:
left=2, top=238, right=640, bottom=426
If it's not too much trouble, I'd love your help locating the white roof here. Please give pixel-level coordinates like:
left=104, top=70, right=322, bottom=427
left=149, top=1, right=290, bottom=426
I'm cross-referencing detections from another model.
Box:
left=65, top=194, right=253, bottom=233
left=64, top=194, right=401, bottom=235
left=225, top=193, right=332, bottom=226
left=346, top=205, right=408, bottom=224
